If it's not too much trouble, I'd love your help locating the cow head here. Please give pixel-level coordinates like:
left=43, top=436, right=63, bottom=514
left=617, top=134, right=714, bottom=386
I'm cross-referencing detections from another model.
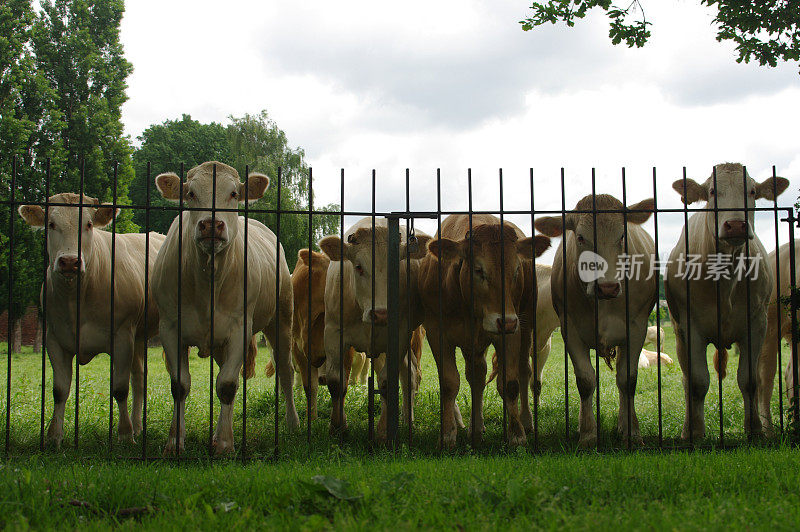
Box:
left=155, top=161, right=269, bottom=255
left=536, top=194, right=654, bottom=300
left=294, top=248, right=331, bottom=366
left=428, top=224, right=550, bottom=334
left=672, top=163, right=789, bottom=247
left=319, top=225, right=431, bottom=325
left=18, top=193, right=119, bottom=279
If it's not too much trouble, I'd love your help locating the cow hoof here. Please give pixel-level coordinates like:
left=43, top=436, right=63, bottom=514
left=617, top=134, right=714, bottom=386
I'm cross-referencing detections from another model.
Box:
left=578, top=433, right=597, bottom=449
left=680, top=426, right=705, bottom=443
left=442, top=431, right=458, bottom=449
left=214, top=440, right=234, bottom=456
left=163, top=438, right=184, bottom=457
left=46, top=436, right=63, bottom=450
left=118, top=432, right=135, bottom=445
left=286, top=412, right=300, bottom=432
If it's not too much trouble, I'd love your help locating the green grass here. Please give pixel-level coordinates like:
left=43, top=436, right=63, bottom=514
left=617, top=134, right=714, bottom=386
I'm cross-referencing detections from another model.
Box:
left=1, top=329, right=799, bottom=529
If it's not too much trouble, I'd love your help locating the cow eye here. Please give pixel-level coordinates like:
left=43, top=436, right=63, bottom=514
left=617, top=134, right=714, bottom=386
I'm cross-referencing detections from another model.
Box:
left=749, top=189, right=756, bottom=196
left=187, top=191, right=195, bottom=200
left=230, top=191, right=238, bottom=199
left=709, top=188, right=715, bottom=196
left=48, top=221, right=55, bottom=230
left=577, top=235, right=585, bottom=245
left=474, top=267, right=484, bottom=278
left=355, top=263, right=364, bottom=275
left=86, top=221, right=92, bottom=229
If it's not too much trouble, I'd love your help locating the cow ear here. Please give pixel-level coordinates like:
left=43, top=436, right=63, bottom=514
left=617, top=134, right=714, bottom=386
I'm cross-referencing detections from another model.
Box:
left=755, top=176, right=789, bottom=200
left=319, top=235, right=348, bottom=262
left=18, top=205, right=46, bottom=228
left=517, top=235, right=551, bottom=259
left=428, top=238, right=463, bottom=261
left=534, top=215, right=573, bottom=237
left=298, top=248, right=310, bottom=265
left=92, top=203, right=120, bottom=228
left=626, top=198, right=654, bottom=225
left=155, top=172, right=185, bottom=201
left=240, top=173, right=269, bottom=202
left=672, top=178, right=707, bottom=204
left=405, top=234, right=432, bottom=259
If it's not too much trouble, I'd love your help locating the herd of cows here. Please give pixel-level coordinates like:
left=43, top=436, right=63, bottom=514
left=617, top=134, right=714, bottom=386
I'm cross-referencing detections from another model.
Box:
left=14, top=161, right=798, bottom=454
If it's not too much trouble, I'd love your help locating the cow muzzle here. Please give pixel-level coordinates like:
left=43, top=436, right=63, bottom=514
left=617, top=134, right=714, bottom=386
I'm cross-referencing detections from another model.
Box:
left=196, top=218, right=227, bottom=251
left=597, top=282, right=621, bottom=300
left=368, top=308, right=388, bottom=325
left=56, top=255, right=82, bottom=275
left=721, top=219, right=751, bottom=244
left=484, top=314, right=519, bottom=334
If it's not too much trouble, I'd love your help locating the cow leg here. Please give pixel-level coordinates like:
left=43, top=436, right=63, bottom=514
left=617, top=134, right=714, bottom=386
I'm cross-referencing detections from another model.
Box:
left=493, top=333, right=525, bottom=446
left=518, top=327, right=534, bottom=433
left=266, top=320, right=300, bottom=432
left=323, top=322, right=351, bottom=435
left=564, top=325, right=596, bottom=448
left=349, top=350, right=365, bottom=386
left=294, top=341, right=318, bottom=422
left=161, top=324, right=190, bottom=455
left=533, top=338, right=551, bottom=408
left=427, top=322, right=460, bottom=447
left=112, top=332, right=135, bottom=444
left=738, top=317, right=767, bottom=438
left=130, top=337, right=145, bottom=436
left=616, top=331, right=645, bottom=446
left=213, top=337, right=246, bottom=456
left=46, top=338, right=72, bottom=449
left=678, top=325, right=709, bottom=442
left=463, top=348, right=488, bottom=444
left=400, top=335, right=417, bottom=427
left=359, top=354, right=370, bottom=385
left=756, top=316, right=780, bottom=436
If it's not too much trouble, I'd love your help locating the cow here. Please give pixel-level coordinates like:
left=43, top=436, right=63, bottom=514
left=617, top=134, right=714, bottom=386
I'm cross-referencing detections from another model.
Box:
left=536, top=194, right=657, bottom=447
left=487, top=264, right=560, bottom=412
left=638, top=349, right=674, bottom=369
left=418, top=214, right=550, bottom=447
left=18, top=193, right=166, bottom=447
left=318, top=218, right=431, bottom=439
left=152, top=161, right=298, bottom=455
left=665, top=162, right=788, bottom=440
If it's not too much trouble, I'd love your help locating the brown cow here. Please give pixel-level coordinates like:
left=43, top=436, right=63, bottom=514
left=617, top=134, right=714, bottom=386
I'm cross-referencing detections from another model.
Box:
left=18, top=194, right=166, bottom=447
left=536, top=194, right=656, bottom=447
left=418, top=215, right=550, bottom=447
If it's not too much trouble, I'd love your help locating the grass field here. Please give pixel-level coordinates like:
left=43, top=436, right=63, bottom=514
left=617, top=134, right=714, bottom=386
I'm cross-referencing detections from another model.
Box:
left=1, top=327, right=799, bottom=529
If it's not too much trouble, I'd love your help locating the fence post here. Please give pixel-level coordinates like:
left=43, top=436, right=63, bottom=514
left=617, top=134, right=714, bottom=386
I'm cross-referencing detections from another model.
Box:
left=386, top=216, right=400, bottom=447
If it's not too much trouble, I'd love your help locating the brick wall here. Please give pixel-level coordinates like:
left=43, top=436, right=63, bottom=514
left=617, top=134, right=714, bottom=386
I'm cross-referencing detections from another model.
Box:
left=0, top=305, right=39, bottom=345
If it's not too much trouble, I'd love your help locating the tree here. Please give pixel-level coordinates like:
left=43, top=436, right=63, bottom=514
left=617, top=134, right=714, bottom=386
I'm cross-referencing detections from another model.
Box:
left=130, top=111, right=339, bottom=268
left=0, top=0, right=64, bottom=351
left=129, top=114, right=231, bottom=233
left=521, top=1, right=800, bottom=69
left=31, top=0, right=136, bottom=230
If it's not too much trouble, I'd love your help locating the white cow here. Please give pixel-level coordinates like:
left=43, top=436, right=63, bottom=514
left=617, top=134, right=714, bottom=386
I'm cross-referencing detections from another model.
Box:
left=152, top=161, right=298, bottom=455
left=18, top=193, right=165, bottom=447
left=318, top=218, right=430, bottom=439
left=665, top=162, right=788, bottom=440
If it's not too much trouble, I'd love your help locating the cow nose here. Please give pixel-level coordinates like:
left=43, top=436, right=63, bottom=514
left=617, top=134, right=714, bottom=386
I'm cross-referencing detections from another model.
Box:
left=496, top=317, right=518, bottom=333
left=723, top=220, right=747, bottom=238
left=198, top=218, right=225, bottom=238
left=597, top=282, right=620, bottom=299
left=370, top=309, right=388, bottom=325
left=58, top=256, right=81, bottom=273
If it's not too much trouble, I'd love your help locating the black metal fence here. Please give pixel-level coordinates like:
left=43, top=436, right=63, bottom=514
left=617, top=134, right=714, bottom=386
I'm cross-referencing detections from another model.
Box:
left=2, top=157, right=799, bottom=459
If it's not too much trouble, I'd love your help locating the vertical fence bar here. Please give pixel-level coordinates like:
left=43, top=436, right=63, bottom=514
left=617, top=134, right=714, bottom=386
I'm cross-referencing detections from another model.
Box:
left=405, top=169, right=412, bottom=447
left=75, top=159, right=85, bottom=449
left=682, top=166, right=694, bottom=447
left=788, top=214, right=799, bottom=440
left=142, top=161, right=151, bottom=459
left=274, top=166, right=282, bottom=458
left=306, top=167, right=312, bottom=446
left=590, top=170, right=600, bottom=449
left=437, top=169, right=444, bottom=449
left=338, top=169, right=344, bottom=447
left=499, top=169, right=508, bottom=445
left=621, top=168, right=632, bottom=450
left=40, top=158, right=51, bottom=451
left=529, top=169, right=538, bottom=450
left=560, top=169, right=569, bottom=441
left=368, top=170, right=375, bottom=445
left=209, top=164, right=217, bottom=456
left=711, top=167, right=724, bottom=446
left=772, top=166, right=784, bottom=433
left=652, top=167, right=663, bottom=448
left=386, top=216, right=400, bottom=447
left=109, top=162, right=118, bottom=452
left=468, top=170, right=476, bottom=448
left=241, top=165, right=249, bottom=459
left=742, top=166, right=755, bottom=442
left=5, top=154, right=17, bottom=455
left=177, top=162, right=184, bottom=456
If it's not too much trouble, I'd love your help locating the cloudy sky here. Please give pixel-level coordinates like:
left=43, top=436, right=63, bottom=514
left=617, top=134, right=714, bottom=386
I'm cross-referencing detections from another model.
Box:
left=120, top=0, right=800, bottom=259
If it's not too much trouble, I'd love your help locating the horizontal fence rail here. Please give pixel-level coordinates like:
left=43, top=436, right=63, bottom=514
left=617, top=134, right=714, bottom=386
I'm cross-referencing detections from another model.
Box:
left=1, top=157, right=799, bottom=461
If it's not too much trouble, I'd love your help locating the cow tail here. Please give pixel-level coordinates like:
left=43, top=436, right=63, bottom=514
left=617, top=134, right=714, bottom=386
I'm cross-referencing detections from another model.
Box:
left=486, top=352, right=499, bottom=385
left=243, top=335, right=257, bottom=380
left=713, top=348, right=728, bottom=380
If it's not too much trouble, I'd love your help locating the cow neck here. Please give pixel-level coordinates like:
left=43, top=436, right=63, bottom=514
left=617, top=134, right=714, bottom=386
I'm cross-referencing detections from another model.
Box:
left=187, top=231, right=238, bottom=292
